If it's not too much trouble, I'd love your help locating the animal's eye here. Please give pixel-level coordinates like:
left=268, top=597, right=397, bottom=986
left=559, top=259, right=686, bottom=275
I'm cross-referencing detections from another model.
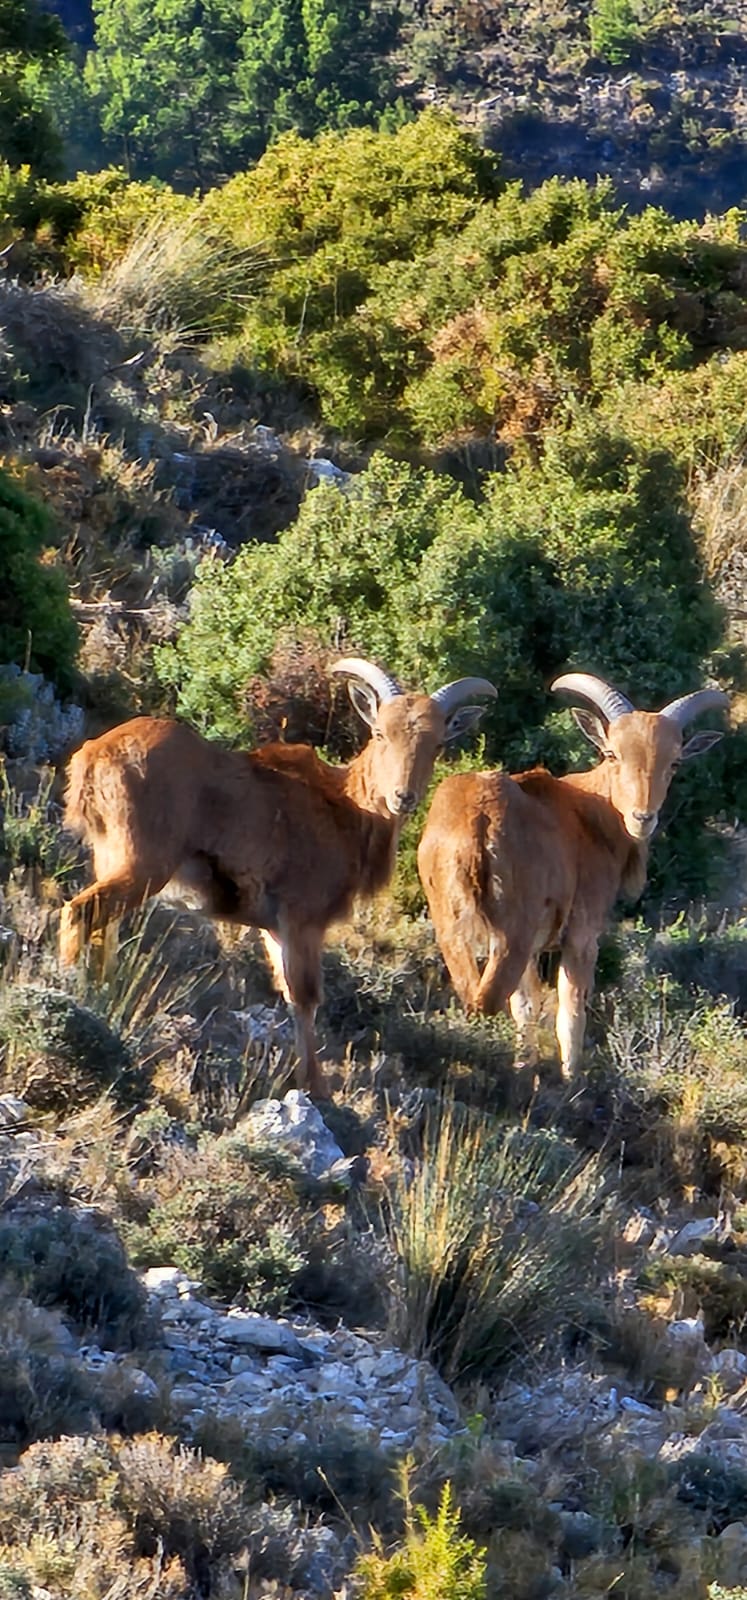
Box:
left=374, top=729, right=385, bottom=742
left=605, top=750, right=618, bottom=762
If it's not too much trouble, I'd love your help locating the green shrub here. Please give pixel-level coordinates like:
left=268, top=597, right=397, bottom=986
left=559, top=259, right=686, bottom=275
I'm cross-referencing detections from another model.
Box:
left=0, top=985, right=137, bottom=1112
left=157, top=429, right=733, bottom=901
left=123, top=1136, right=312, bottom=1308
left=590, top=0, right=644, bottom=64
left=0, top=1201, right=150, bottom=1345
left=355, top=1482, right=487, bottom=1600
left=0, top=1293, right=96, bottom=1447
left=0, top=469, right=77, bottom=692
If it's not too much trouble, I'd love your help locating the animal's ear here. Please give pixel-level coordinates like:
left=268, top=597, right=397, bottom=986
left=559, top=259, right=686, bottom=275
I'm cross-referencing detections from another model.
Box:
left=680, top=729, right=724, bottom=761
left=444, top=704, right=487, bottom=744
left=572, top=707, right=610, bottom=754
left=347, top=680, right=379, bottom=729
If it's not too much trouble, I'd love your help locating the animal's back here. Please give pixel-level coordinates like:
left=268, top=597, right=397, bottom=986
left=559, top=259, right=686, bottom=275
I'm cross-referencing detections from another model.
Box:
left=64, top=717, right=214, bottom=856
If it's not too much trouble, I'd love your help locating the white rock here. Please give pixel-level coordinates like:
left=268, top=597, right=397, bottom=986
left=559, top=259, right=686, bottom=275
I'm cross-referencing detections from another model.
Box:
left=371, top=1351, right=409, bottom=1382
left=0, top=1094, right=31, bottom=1125
left=666, top=1317, right=706, bottom=1343
left=620, top=1396, right=657, bottom=1416
left=171, top=1384, right=209, bottom=1409
left=620, top=1207, right=658, bottom=1247
left=712, top=1349, right=747, bottom=1378
left=715, top=1520, right=747, bottom=1586
left=160, top=1300, right=215, bottom=1326
left=225, top=1371, right=271, bottom=1397
left=237, top=1091, right=345, bottom=1181
left=218, top=1313, right=306, bottom=1358
left=668, top=1218, right=720, bottom=1256
left=142, top=1267, right=185, bottom=1295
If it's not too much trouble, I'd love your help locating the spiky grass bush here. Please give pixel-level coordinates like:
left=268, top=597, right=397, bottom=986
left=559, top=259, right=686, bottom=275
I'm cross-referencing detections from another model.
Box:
left=88, top=213, right=267, bottom=345
left=355, top=1481, right=486, bottom=1600
left=380, top=1101, right=608, bottom=1383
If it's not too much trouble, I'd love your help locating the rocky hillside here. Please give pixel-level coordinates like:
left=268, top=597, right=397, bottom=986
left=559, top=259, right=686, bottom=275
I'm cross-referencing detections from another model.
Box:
left=403, top=0, right=747, bottom=215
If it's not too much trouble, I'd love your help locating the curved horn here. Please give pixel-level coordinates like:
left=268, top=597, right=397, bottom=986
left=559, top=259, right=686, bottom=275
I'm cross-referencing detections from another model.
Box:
left=330, top=657, right=403, bottom=703
left=431, top=678, right=498, bottom=714
left=660, top=688, right=730, bottom=729
left=551, top=672, right=634, bottom=724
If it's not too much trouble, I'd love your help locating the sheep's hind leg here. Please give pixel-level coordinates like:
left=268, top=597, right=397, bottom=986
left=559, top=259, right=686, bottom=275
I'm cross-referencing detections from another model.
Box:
left=59, top=870, right=166, bottom=969
left=508, top=958, right=543, bottom=1068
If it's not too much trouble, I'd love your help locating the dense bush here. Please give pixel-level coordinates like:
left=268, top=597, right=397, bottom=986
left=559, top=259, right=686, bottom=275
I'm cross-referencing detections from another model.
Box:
left=0, top=1432, right=247, bottom=1597
left=123, top=1135, right=314, bottom=1307
left=156, top=427, right=737, bottom=900
left=0, top=1201, right=150, bottom=1345
left=0, top=469, right=77, bottom=691
left=0, top=985, right=138, bottom=1112
left=0, top=1294, right=96, bottom=1448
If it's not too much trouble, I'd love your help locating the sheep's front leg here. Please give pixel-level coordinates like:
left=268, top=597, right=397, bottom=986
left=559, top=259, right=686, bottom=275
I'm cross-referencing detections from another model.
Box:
left=556, top=937, right=597, bottom=1078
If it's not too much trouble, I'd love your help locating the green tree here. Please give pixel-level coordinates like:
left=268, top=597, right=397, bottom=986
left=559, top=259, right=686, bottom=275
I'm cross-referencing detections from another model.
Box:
left=589, top=0, right=642, bottom=64
left=85, top=0, right=402, bottom=184
left=86, top=0, right=255, bottom=185
left=235, top=0, right=399, bottom=149
left=0, top=0, right=67, bottom=174
left=156, top=430, right=720, bottom=763
left=0, top=468, right=78, bottom=691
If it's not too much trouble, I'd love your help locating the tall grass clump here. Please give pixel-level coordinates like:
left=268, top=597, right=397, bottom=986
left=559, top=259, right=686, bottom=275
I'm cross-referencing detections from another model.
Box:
left=380, top=1102, right=609, bottom=1383
left=88, top=212, right=268, bottom=344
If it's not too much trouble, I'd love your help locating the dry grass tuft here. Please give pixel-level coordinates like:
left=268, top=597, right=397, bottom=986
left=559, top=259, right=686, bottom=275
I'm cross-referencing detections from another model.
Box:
left=87, top=214, right=268, bottom=347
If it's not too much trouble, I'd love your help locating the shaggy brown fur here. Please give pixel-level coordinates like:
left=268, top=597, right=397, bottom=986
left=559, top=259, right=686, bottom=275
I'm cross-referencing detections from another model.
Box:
left=418, top=706, right=724, bottom=1077
left=60, top=672, right=495, bottom=1096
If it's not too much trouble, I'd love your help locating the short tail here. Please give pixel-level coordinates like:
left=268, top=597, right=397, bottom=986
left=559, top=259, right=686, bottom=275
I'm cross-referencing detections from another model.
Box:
left=63, top=745, right=98, bottom=843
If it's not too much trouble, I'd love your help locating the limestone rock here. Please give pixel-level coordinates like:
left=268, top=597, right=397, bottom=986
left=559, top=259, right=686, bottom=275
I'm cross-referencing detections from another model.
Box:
left=237, top=1090, right=346, bottom=1180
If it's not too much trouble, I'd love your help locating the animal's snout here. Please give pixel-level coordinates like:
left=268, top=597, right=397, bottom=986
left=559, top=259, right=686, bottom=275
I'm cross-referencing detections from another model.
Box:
left=632, top=809, right=656, bottom=824
left=395, top=789, right=417, bottom=815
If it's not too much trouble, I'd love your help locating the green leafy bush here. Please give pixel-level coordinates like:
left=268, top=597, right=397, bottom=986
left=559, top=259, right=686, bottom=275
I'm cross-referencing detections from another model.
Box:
left=0, top=469, right=77, bottom=691
left=355, top=1482, right=487, bottom=1600
left=157, top=429, right=733, bottom=901
left=123, top=1135, right=312, bottom=1307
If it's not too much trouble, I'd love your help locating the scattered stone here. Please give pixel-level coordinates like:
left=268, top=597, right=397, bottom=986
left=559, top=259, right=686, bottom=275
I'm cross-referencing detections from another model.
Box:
left=218, top=1313, right=308, bottom=1360
left=620, top=1207, right=658, bottom=1247
left=0, top=1094, right=32, bottom=1127
left=668, top=1218, right=720, bottom=1256
left=237, top=1090, right=347, bottom=1180
left=715, top=1520, right=747, bottom=1586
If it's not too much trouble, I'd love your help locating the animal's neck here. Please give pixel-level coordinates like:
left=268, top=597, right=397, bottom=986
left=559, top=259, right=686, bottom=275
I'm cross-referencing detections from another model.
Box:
left=563, top=762, right=649, bottom=899
left=343, top=745, right=398, bottom=825
left=341, top=746, right=401, bottom=894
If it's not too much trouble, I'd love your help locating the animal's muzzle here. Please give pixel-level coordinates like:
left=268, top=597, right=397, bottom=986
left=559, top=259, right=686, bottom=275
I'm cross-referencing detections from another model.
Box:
left=394, top=791, right=417, bottom=815
left=629, top=810, right=658, bottom=839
